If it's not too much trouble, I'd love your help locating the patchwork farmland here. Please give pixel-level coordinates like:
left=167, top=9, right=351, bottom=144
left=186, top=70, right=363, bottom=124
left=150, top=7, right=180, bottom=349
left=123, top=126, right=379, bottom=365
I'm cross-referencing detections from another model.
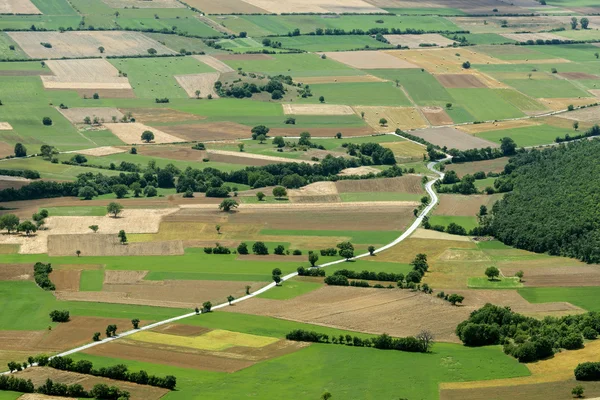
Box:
left=1, top=1, right=600, bottom=399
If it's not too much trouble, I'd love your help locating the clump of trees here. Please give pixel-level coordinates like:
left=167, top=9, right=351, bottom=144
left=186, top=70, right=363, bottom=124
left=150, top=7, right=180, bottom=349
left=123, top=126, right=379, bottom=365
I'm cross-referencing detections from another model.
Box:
left=34, top=262, right=55, bottom=291
left=203, top=242, right=231, bottom=254
left=456, top=304, right=600, bottom=363
left=49, top=310, right=70, bottom=322
left=333, top=269, right=404, bottom=282
left=344, top=142, right=396, bottom=165
left=575, top=362, right=600, bottom=381
left=297, top=266, right=325, bottom=277
left=286, top=329, right=433, bottom=353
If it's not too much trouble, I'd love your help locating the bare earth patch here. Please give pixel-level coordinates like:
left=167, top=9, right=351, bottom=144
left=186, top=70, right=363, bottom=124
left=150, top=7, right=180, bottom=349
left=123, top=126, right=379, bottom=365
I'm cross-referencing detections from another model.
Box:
left=0, top=0, right=41, bottom=14
left=436, top=73, right=487, bottom=88
left=158, top=121, right=248, bottom=141
left=386, top=48, right=507, bottom=74
left=57, top=107, right=124, bottom=124
left=105, top=122, right=184, bottom=144
left=119, top=108, right=204, bottom=124
left=502, top=266, right=600, bottom=287
left=337, top=166, right=381, bottom=176
left=207, top=149, right=315, bottom=164
left=19, top=394, right=77, bottom=400
left=50, top=269, right=81, bottom=291
left=193, top=55, right=234, bottom=72
left=0, top=263, right=33, bottom=281
left=0, top=122, right=13, bottom=130
left=283, top=104, right=355, bottom=115
left=42, top=59, right=131, bottom=90
left=555, top=105, right=600, bottom=123
left=435, top=193, right=503, bottom=216
left=421, top=107, right=453, bottom=126
left=175, top=72, right=220, bottom=99
left=336, top=175, right=423, bottom=193
left=8, top=31, right=175, bottom=58
left=356, top=106, right=428, bottom=132
left=0, top=175, right=30, bottom=190
left=75, top=146, right=127, bottom=157
left=457, top=119, right=540, bottom=134
left=384, top=34, right=455, bottom=48
left=411, top=228, right=471, bottom=241
left=323, top=50, right=418, bottom=69
left=103, top=270, right=147, bottom=284
left=288, top=181, right=340, bottom=203
left=410, top=127, right=499, bottom=150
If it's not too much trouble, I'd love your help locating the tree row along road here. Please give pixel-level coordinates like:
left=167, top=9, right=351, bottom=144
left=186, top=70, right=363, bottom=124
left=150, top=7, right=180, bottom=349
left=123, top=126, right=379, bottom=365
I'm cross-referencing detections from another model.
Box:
left=0, top=149, right=449, bottom=374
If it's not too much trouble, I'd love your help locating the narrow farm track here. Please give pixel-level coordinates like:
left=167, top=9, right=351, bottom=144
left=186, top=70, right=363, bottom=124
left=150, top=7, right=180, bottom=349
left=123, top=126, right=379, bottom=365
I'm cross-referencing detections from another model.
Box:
left=1, top=152, right=449, bottom=374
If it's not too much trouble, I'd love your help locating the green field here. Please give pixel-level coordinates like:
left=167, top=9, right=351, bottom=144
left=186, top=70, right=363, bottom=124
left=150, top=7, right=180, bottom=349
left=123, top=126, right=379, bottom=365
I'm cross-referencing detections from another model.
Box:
left=79, top=270, right=105, bottom=292
left=109, top=57, right=215, bottom=98
left=271, top=35, right=393, bottom=52
left=429, top=215, right=479, bottom=231
left=476, top=124, right=569, bottom=148
left=503, top=79, right=592, bottom=99
left=495, top=89, right=547, bottom=113
left=0, top=157, right=121, bottom=181
left=519, top=287, right=600, bottom=312
left=144, top=33, right=224, bottom=55
left=368, top=69, right=452, bottom=106
left=299, top=82, right=412, bottom=106
left=447, top=88, right=525, bottom=121
left=258, top=229, right=401, bottom=245
left=257, top=279, right=322, bottom=300
left=468, top=277, right=523, bottom=289
left=0, top=33, right=28, bottom=60
left=43, top=206, right=108, bottom=217
left=70, top=340, right=528, bottom=400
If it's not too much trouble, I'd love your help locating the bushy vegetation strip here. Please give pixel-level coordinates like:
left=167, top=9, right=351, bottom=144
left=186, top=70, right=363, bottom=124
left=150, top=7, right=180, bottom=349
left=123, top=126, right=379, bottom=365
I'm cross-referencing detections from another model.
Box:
left=0, top=169, right=40, bottom=179
left=33, top=262, right=55, bottom=291
left=0, top=374, right=130, bottom=399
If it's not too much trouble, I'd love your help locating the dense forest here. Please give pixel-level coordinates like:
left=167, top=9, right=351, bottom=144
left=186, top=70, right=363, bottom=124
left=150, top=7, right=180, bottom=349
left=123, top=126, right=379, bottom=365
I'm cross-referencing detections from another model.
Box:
left=491, top=139, right=600, bottom=263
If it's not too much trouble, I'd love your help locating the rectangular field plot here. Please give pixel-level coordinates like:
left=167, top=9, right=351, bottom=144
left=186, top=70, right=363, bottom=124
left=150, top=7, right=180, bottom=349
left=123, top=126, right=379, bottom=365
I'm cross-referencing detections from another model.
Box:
left=323, top=50, right=418, bottom=69
left=410, top=127, right=498, bottom=150
left=43, top=59, right=131, bottom=90
left=299, top=82, right=412, bottom=106
left=384, top=33, right=456, bottom=48
left=503, top=79, right=592, bottom=99
left=101, top=0, right=185, bottom=7
left=447, top=88, right=525, bottom=121
left=369, top=68, right=453, bottom=106
left=232, top=0, right=385, bottom=14
left=8, top=31, right=175, bottom=58
left=474, top=124, right=569, bottom=147
left=0, top=0, right=41, bottom=14
left=519, top=287, right=600, bottom=312
left=271, top=35, right=393, bottom=52
left=429, top=215, right=479, bottom=231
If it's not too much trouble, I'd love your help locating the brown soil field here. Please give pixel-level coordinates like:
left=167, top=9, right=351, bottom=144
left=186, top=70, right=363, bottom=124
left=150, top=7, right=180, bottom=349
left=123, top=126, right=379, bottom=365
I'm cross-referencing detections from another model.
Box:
left=193, top=55, right=235, bottom=72
left=51, top=269, right=81, bottom=291
left=0, top=0, right=41, bottom=14
left=75, top=146, right=126, bottom=157
left=356, top=106, right=428, bottom=132
left=411, top=228, right=471, bottom=242
left=16, top=367, right=168, bottom=400
left=102, top=0, right=185, bottom=7
left=435, top=193, right=503, bottom=216
left=42, top=59, right=131, bottom=90
left=386, top=48, right=506, bottom=74
left=323, top=50, right=418, bottom=69
left=105, top=122, right=184, bottom=144
left=288, top=182, right=341, bottom=202
left=188, top=0, right=268, bottom=13
left=0, top=263, right=33, bottom=281
left=457, top=119, right=539, bottom=134
left=224, top=286, right=470, bottom=342
left=0, top=122, right=13, bottom=130
left=103, top=270, right=147, bottom=285
left=558, top=72, right=599, bottom=80
left=239, top=0, right=384, bottom=13
left=57, top=107, right=124, bottom=124
left=590, top=89, right=600, bottom=97
left=411, top=127, right=498, bottom=150
left=19, top=394, right=77, bottom=400
left=384, top=34, right=455, bottom=48
left=208, top=149, right=316, bottom=164
left=175, top=72, right=220, bottom=99
left=436, top=74, right=487, bottom=88
left=538, top=97, right=597, bottom=111
left=336, top=175, right=424, bottom=194
left=502, top=266, right=600, bottom=287
left=297, top=75, right=386, bottom=84
left=337, top=166, right=381, bottom=176
left=8, top=31, right=175, bottom=58
left=120, top=108, right=204, bottom=124
left=158, top=121, right=247, bottom=141
left=555, top=105, right=600, bottom=123
left=0, top=141, right=14, bottom=157
left=133, top=145, right=267, bottom=166
left=270, top=126, right=375, bottom=138
left=446, top=157, right=509, bottom=176
left=441, top=380, right=600, bottom=400
left=501, top=32, right=566, bottom=42
left=283, top=104, right=355, bottom=115
left=421, top=107, right=453, bottom=126
left=0, top=175, right=30, bottom=190
left=48, top=234, right=184, bottom=257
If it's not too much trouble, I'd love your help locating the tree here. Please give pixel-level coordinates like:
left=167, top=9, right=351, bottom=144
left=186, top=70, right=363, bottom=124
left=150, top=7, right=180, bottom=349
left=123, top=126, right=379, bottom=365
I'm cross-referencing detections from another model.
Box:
left=416, top=330, right=434, bottom=352
left=219, top=199, right=239, bottom=212
left=321, top=392, right=332, bottom=400
left=595, top=52, right=599, bottom=59
left=157, top=170, right=174, bottom=188
left=78, top=186, right=97, bottom=200
left=337, top=241, right=354, bottom=260
left=88, top=225, right=99, bottom=233
left=14, top=143, right=27, bottom=157
left=335, top=132, right=342, bottom=139
left=141, top=130, right=155, bottom=143
left=147, top=48, right=157, bottom=55
left=257, top=134, right=266, bottom=144
left=252, top=241, right=269, bottom=255
left=273, top=274, right=282, bottom=286
left=215, top=224, right=221, bottom=234
left=368, top=245, right=375, bottom=256
left=238, top=143, right=245, bottom=152
left=195, top=307, right=199, bottom=315
left=462, top=61, right=471, bottom=69
left=195, top=89, right=201, bottom=99
left=105, top=324, right=117, bottom=337
left=251, top=125, right=269, bottom=140
left=202, top=301, right=212, bottom=312
left=118, top=230, right=127, bottom=245
left=360, top=111, right=365, bottom=119
left=572, top=385, right=584, bottom=398
left=581, top=17, right=589, bottom=29
left=379, top=118, right=388, bottom=126
left=98, top=46, right=105, bottom=53
left=256, top=192, right=266, bottom=201
left=446, top=103, right=452, bottom=109
left=76, top=250, right=81, bottom=257
left=272, top=136, right=285, bottom=148
left=308, top=252, right=319, bottom=266
left=93, top=332, right=101, bottom=341
left=107, top=202, right=123, bottom=218
left=227, top=295, right=234, bottom=305
left=0, top=214, right=20, bottom=234
left=131, top=319, right=140, bottom=329
left=245, top=285, right=251, bottom=295
left=272, top=186, right=287, bottom=199
left=130, top=182, right=142, bottom=197
left=571, top=17, right=578, bottom=30
left=573, top=121, right=579, bottom=131
left=237, top=242, right=249, bottom=254
left=448, top=294, right=464, bottom=305
left=112, top=184, right=129, bottom=199
left=319, top=96, right=325, bottom=103
left=42, top=117, right=52, bottom=126
left=485, top=266, right=500, bottom=281
left=500, top=137, right=517, bottom=155
left=40, top=145, right=56, bottom=159
left=515, top=270, right=524, bottom=282
left=18, top=220, right=37, bottom=236
left=144, top=185, right=157, bottom=197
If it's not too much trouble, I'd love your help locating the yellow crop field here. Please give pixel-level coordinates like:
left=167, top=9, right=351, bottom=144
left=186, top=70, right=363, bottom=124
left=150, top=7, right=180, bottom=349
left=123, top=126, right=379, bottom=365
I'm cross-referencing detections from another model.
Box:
left=130, top=329, right=278, bottom=351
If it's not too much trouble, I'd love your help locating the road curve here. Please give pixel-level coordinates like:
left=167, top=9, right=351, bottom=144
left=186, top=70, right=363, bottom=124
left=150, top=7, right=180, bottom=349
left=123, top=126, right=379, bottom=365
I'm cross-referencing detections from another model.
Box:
left=2, top=155, right=449, bottom=372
